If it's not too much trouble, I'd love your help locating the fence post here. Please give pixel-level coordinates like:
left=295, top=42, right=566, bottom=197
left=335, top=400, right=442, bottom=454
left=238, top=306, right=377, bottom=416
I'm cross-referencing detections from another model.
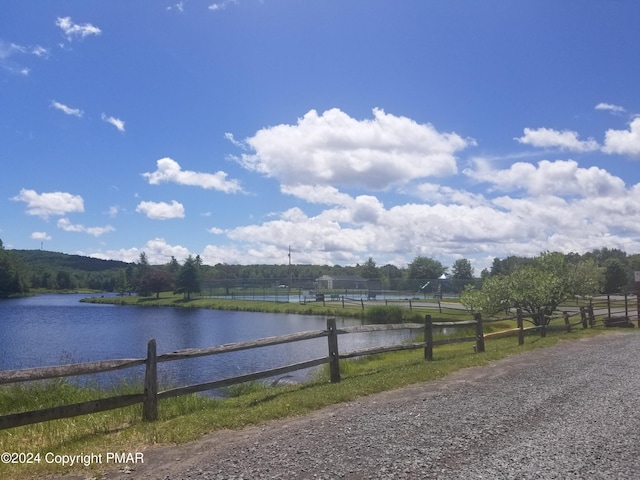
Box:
left=361, top=299, right=365, bottom=311
left=327, top=318, right=341, bottom=383
left=624, top=293, right=629, bottom=319
left=580, top=306, right=588, bottom=329
left=517, top=308, right=524, bottom=345
left=143, top=339, right=158, bottom=422
left=607, top=294, right=611, bottom=319
left=424, top=314, right=433, bottom=361
left=588, top=305, right=596, bottom=327
left=474, top=312, right=485, bottom=353
left=564, top=311, right=571, bottom=332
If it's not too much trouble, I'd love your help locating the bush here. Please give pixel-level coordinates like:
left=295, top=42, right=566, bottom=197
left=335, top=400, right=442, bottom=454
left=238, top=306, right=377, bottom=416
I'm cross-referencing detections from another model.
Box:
left=365, top=306, right=405, bottom=324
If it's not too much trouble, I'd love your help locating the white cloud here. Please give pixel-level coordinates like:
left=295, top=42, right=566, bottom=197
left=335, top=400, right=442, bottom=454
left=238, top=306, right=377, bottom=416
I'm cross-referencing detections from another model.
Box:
left=209, top=0, right=238, bottom=11
left=0, top=41, right=49, bottom=75
left=413, top=183, right=487, bottom=207
left=31, top=232, right=51, bottom=241
left=201, top=244, right=246, bottom=265
left=11, top=189, right=84, bottom=219
left=464, top=159, right=626, bottom=197
left=515, top=127, right=600, bottom=152
left=87, top=238, right=190, bottom=264
left=1, top=42, right=49, bottom=59
left=233, top=108, right=473, bottom=190
left=3, top=42, right=41, bottom=57
left=51, top=100, right=83, bottom=118
left=198, top=145, right=640, bottom=267
left=167, top=2, right=185, bottom=13
left=56, top=17, right=102, bottom=41
left=143, top=157, right=243, bottom=193
left=281, top=184, right=353, bottom=206
left=57, top=218, right=114, bottom=237
left=136, top=200, right=185, bottom=220
left=602, top=117, right=640, bottom=157
left=30, top=45, right=49, bottom=57
left=595, top=103, right=625, bottom=114
left=101, top=113, right=125, bottom=132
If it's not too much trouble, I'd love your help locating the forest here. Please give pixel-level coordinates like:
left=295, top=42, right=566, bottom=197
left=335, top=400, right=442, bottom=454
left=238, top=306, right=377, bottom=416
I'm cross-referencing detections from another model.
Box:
left=1, top=236, right=639, bottom=299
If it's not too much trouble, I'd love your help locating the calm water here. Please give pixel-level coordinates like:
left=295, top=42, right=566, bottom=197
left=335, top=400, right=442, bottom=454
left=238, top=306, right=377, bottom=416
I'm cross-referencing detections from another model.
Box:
left=0, top=294, right=418, bottom=391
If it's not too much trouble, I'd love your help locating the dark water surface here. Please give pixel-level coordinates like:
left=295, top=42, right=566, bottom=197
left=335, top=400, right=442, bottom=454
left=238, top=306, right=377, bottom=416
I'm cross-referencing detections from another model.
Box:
left=0, top=294, right=417, bottom=390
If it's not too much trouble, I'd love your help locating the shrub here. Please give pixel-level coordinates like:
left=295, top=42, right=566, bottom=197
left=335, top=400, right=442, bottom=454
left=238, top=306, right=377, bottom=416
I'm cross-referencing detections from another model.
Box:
left=365, top=305, right=405, bottom=324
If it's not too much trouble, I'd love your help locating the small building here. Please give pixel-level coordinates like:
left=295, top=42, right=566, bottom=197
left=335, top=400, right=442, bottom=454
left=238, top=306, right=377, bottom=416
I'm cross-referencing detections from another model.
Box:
left=315, top=275, right=368, bottom=290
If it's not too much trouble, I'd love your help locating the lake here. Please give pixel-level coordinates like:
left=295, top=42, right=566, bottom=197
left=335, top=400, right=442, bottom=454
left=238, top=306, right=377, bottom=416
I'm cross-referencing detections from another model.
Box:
left=0, top=294, right=420, bottom=392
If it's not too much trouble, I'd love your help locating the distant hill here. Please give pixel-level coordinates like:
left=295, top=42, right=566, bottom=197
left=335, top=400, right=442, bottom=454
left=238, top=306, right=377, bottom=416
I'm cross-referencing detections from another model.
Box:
left=12, top=250, right=131, bottom=273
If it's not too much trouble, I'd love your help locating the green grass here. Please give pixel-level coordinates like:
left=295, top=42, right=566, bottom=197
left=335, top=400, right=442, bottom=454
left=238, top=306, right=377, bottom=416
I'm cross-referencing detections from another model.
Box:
left=0, top=324, right=617, bottom=479
left=82, top=292, right=479, bottom=323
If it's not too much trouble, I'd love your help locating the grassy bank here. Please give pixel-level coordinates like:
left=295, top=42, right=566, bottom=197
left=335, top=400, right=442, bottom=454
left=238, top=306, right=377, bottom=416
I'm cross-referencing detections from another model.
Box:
left=0, top=325, right=612, bottom=479
left=81, top=292, right=474, bottom=323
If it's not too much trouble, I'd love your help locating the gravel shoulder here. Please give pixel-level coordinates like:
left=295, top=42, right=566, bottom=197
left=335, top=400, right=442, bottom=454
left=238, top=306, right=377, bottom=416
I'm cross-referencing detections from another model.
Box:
left=56, top=332, right=640, bottom=479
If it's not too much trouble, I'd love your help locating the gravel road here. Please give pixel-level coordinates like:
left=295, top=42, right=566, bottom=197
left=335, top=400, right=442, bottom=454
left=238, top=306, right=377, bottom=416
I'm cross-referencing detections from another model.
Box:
left=61, top=332, right=640, bottom=479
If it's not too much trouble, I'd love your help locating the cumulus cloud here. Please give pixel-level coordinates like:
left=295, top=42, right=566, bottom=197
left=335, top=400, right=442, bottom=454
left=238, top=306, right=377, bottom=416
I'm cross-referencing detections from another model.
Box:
left=143, top=157, right=243, bottom=193
left=51, top=100, right=83, bottom=118
left=57, top=218, right=114, bottom=237
left=56, top=17, right=102, bottom=41
left=464, top=159, right=626, bottom=197
left=515, top=127, right=599, bottom=152
left=595, top=103, right=625, bottom=114
left=136, top=200, right=185, bottom=220
left=101, top=113, right=125, bottom=132
left=88, top=238, right=190, bottom=264
left=207, top=174, right=640, bottom=268
left=602, top=117, right=640, bottom=157
left=11, top=189, right=84, bottom=219
left=280, top=184, right=353, bottom=206
left=413, top=183, right=487, bottom=206
left=217, top=197, right=530, bottom=266
left=232, top=108, right=473, bottom=190
left=31, top=232, right=51, bottom=241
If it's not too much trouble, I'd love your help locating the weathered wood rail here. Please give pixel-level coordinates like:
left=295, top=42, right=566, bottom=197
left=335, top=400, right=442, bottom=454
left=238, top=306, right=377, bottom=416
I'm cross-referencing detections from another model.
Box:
left=0, top=303, right=631, bottom=430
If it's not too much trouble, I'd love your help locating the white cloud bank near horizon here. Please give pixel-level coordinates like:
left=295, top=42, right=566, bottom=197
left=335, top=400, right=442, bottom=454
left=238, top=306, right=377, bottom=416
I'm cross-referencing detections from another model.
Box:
left=18, top=107, right=640, bottom=271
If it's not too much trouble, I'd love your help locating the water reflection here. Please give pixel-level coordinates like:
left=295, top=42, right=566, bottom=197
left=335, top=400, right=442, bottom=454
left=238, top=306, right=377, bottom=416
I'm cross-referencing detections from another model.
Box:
left=0, top=294, right=419, bottom=393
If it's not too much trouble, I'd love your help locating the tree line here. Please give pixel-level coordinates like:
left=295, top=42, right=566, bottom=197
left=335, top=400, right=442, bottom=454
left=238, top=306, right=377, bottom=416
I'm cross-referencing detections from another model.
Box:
left=1, top=237, right=639, bottom=300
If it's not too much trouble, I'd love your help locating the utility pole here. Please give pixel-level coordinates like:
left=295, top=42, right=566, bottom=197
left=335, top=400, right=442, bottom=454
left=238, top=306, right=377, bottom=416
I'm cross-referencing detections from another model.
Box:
left=288, top=246, right=292, bottom=302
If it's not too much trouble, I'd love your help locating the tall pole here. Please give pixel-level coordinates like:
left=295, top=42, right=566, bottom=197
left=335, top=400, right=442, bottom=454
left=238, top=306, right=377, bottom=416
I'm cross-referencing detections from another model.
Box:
left=288, top=246, right=292, bottom=302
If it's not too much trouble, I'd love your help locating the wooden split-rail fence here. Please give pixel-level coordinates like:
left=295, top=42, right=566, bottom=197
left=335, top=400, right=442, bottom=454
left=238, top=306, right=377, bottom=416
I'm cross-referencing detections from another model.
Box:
left=0, top=304, right=631, bottom=431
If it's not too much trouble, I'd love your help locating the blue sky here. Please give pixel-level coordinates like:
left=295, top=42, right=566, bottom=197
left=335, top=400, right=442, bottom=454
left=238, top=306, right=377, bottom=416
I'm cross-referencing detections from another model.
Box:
left=2, top=1, right=640, bottom=272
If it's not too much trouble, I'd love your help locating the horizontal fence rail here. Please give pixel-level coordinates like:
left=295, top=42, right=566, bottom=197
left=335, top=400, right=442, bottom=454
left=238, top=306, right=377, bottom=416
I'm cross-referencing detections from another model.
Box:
left=1, top=294, right=638, bottom=430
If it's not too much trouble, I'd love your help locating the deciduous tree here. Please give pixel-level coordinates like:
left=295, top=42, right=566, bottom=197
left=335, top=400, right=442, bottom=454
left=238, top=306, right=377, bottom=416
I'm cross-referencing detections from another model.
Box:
left=451, top=258, right=474, bottom=279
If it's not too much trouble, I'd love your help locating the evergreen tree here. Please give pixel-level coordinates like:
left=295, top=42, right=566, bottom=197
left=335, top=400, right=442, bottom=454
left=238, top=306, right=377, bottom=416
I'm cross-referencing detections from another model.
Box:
left=176, top=255, right=201, bottom=300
